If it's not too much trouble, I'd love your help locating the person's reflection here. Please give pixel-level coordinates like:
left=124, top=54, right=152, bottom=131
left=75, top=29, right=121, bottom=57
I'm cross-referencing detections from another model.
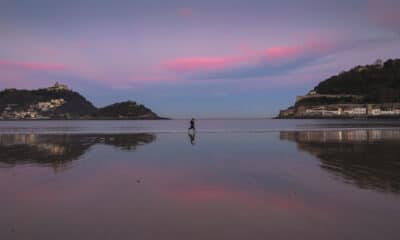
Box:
left=188, top=132, right=196, bottom=145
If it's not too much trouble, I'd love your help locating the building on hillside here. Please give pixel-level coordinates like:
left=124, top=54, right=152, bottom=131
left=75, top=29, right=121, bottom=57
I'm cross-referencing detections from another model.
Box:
left=48, top=82, right=70, bottom=91
left=322, top=106, right=342, bottom=117
left=279, top=107, right=296, bottom=118
left=342, top=106, right=367, bottom=116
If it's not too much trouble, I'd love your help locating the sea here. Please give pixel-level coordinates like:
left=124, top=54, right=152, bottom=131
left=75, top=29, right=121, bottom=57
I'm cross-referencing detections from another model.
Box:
left=1, top=119, right=400, bottom=240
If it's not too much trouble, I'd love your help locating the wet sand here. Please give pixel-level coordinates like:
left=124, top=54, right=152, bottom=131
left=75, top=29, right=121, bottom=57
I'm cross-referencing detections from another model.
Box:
left=1, top=129, right=400, bottom=239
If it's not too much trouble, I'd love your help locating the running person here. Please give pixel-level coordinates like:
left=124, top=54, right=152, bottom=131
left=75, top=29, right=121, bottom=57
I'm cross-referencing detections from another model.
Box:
left=188, top=118, right=196, bottom=131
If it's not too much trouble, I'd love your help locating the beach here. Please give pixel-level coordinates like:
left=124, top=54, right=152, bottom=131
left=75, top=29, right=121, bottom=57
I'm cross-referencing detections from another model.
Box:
left=1, top=120, right=400, bottom=239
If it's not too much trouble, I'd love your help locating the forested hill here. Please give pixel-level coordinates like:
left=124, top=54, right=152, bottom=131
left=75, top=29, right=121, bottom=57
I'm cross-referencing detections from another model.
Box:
left=93, top=101, right=162, bottom=119
left=314, top=59, right=400, bottom=103
left=0, top=84, right=163, bottom=120
left=0, top=88, right=97, bottom=117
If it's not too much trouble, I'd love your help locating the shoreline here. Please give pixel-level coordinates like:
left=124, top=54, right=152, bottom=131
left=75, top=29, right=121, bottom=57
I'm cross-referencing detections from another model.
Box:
left=0, top=118, right=170, bottom=121
left=275, top=116, right=400, bottom=120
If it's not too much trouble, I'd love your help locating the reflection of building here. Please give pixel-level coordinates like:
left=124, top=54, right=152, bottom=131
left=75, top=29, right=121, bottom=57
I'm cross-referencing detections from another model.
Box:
left=0, top=133, right=156, bottom=172
left=280, top=129, right=400, bottom=193
left=0, top=134, right=37, bottom=145
left=280, top=130, right=400, bottom=143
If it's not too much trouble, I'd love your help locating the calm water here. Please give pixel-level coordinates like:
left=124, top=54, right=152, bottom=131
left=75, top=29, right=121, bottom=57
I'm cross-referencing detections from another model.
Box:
left=1, top=120, right=400, bottom=239
left=1, top=119, right=400, bottom=134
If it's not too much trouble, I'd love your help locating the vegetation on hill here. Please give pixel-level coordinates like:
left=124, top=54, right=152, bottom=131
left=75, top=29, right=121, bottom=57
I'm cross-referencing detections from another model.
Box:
left=93, top=101, right=161, bottom=119
left=0, top=85, right=163, bottom=120
left=314, top=59, right=400, bottom=103
left=0, top=88, right=97, bottom=116
left=295, top=96, right=364, bottom=107
left=279, top=58, right=400, bottom=118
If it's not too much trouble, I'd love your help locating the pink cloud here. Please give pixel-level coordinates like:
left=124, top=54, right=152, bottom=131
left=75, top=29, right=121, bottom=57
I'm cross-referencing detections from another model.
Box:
left=161, top=39, right=332, bottom=74
left=162, top=56, right=243, bottom=72
left=262, top=40, right=331, bottom=59
left=264, top=46, right=300, bottom=59
left=0, top=59, right=66, bottom=72
left=177, top=8, right=193, bottom=17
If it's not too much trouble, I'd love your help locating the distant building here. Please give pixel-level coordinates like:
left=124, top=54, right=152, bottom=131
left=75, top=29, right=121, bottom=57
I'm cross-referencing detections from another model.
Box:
left=355, top=66, right=367, bottom=72
left=48, top=82, right=70, bottom=91
left=343, top=106, right=366, bottom=116
left=308, top=90, right=317, bottom=96
left=374, top=59, right=384, bottom=67
left=36, top=98, right=65, bottom=111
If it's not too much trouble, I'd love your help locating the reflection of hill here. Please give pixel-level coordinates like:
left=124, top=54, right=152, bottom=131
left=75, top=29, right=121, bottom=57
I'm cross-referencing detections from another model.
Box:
left=281, top=130, right=400, bottom=193
left=0, top=134, right=156, bottom=171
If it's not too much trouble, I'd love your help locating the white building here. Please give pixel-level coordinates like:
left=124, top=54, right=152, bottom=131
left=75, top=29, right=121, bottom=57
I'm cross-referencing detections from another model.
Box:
left=48, top=82, right=69, bottom=91
left=343, top=107, right=366, bottom=115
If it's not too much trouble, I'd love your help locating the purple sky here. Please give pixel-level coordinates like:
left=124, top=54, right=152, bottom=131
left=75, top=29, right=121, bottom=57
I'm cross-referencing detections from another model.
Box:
left=1, top=0, right=400, bottom=118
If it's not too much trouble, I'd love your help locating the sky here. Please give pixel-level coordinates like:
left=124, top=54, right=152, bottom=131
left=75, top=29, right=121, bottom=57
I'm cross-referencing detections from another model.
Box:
left=1, top=0, right=400, bottom=118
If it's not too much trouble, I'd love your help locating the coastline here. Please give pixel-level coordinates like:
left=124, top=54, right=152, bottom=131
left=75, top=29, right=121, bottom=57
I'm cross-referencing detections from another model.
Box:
left=0, top=117, right=170, bottom=121
left=275, top=116, right=400, bottom=120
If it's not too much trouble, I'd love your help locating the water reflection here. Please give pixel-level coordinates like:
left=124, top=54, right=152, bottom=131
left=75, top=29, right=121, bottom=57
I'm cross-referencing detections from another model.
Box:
left=1, top=130, right=400, bottom=240
left=188, top=132, right=196, bottom=145
left=281, top=129, right=400, bottom=193
left=0, top=134, right=156, bottom=171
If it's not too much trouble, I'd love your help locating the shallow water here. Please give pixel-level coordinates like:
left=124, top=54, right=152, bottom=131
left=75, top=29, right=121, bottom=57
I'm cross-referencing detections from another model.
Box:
left=2, top=119, right=400, bottom=134
left=1, top=120, right=400, bottom=239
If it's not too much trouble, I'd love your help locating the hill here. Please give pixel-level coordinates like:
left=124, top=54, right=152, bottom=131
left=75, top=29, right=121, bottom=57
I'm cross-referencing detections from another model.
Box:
left=0, top=83, right=96, bottom=119
left=278, top=59, right=400, bottom=118
left=93, top=101, right=162, bottom=119
left=0, top=83, right=163, bottom=120
left=313, top=59, right=400, bottom=103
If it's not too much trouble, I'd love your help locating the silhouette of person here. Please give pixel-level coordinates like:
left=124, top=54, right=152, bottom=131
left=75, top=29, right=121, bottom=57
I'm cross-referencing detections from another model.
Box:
left=188, top=118, right=196, bottom=131
left=188, top=132, right=196, bottom=145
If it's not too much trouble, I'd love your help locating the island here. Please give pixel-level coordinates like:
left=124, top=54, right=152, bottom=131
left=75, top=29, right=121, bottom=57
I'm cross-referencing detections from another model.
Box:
left=0, top=82, right=164, bottom=120
left=278, top=58, right=400, bottom=118
left=92, top=101, right=161, bottom=120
